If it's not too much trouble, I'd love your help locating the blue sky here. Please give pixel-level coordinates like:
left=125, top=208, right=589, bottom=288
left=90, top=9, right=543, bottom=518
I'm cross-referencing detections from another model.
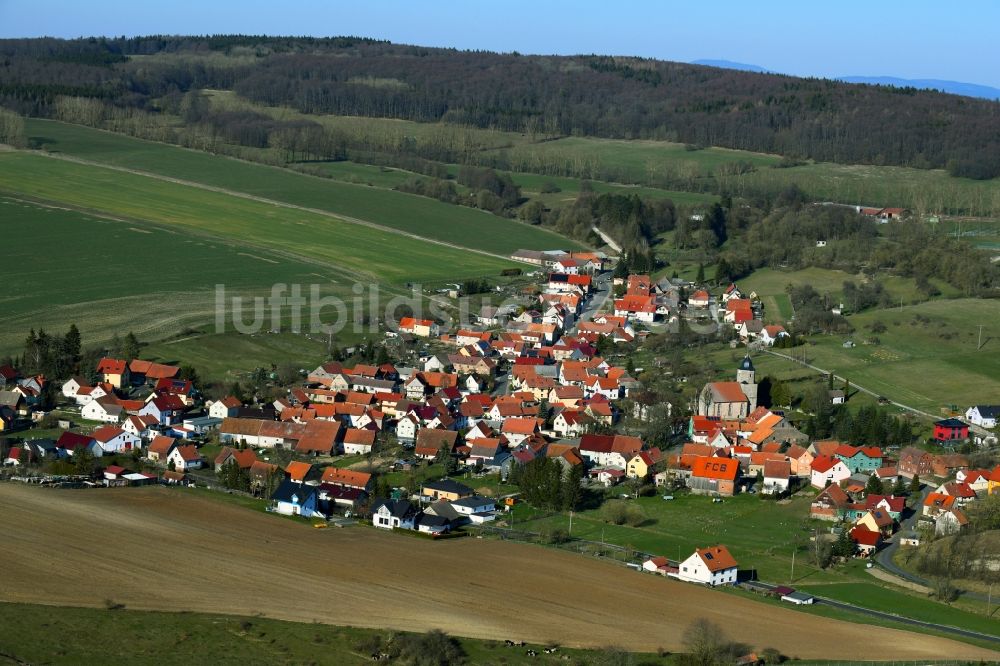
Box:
left=3, top=0, right=998, bottom=87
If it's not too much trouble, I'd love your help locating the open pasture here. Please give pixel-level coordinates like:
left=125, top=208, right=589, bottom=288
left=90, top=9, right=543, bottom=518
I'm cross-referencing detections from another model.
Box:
left=0, top=151, right=517, bottom=283
left=25, top=119, right=583, bottom=255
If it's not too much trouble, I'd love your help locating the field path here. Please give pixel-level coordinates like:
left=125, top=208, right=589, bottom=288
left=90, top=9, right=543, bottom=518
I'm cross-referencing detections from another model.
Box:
left=0, top=484, right=995, bottom=660
left=31, top=150, right=529, bottom=266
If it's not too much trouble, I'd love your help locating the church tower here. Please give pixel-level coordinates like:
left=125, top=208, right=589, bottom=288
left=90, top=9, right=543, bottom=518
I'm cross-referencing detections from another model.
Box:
left=736, top=355, right=758, bottom=411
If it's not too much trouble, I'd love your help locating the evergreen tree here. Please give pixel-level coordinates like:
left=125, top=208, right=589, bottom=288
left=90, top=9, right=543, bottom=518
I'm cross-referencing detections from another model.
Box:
left=695, top=263, right=706, bottom=283
left=908, top=474, right=921, bottom=494
left=865, top=475, right=884, bottom=496
left=122, top=331, right=140, bottom=360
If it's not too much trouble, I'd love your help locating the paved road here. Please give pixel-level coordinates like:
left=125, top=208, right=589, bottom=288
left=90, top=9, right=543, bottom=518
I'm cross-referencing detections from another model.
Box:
left=760, top=348, right=994, bottom=437
left=749, top=580, right=1000, bottom=645
left=874, top=486, right=994, bottom=604
left=570, top=271, right=613, bottom=334
left=590, top=226, right=622, bottom=254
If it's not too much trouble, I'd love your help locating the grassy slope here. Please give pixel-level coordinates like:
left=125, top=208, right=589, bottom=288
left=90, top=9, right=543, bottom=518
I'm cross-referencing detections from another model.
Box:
left=803, top=299, right=1000, bottom=413
left=0, top=151, right=515, bottom=284
left=26, top=119, right=584, bottom=256
left=0, top=602, right=638, bottom=666
left=0, top=196, right=357, bottom=357
left=795, top=582, right=1000, bottom=637
left=515, top=492, right=836, bottom=583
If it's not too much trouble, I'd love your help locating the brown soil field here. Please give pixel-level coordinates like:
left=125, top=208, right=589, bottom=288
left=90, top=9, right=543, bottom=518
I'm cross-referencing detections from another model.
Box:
left=0, top=484, right=995, bottom=660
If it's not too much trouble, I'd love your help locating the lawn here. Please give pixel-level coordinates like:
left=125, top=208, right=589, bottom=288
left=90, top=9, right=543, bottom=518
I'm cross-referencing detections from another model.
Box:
left=801, top=299, right=1000, bottom=413
left=140, top=330, right=341, bottom=384
left=795, top=582, right=1000, bottom=638
left=25, top=119, right=584, bottom=256
left=0, top=151, right=517, bottom=284
left=514, top=491, right=850, bottom=584
left=0, top=601, right=641, bottom=666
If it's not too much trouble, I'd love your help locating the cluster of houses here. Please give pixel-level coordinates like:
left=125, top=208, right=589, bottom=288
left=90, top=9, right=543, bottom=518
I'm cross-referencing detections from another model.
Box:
left=0, top=364, right=48, bottom=431
left=810, top=444, right=1000, bottom=552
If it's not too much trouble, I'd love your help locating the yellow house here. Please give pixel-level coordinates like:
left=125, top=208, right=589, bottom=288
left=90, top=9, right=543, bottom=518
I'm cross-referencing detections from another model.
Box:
left=626, top=449, right=663, bottom=479
left=855, top=509, right=894, bottom=535
left=96, top=357, right=129, bottom=389
left=988, top=466, right=1000, bottom=495
left=421, top=478, right=473, bottom=502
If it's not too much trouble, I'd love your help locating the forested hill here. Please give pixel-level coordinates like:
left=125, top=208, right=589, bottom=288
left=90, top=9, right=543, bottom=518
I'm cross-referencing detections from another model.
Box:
left=1, top=35, right=999, bottom=178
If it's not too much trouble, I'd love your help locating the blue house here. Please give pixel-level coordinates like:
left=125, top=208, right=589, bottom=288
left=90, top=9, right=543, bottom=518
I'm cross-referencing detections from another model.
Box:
left=270, top=480, right=322, bottom=518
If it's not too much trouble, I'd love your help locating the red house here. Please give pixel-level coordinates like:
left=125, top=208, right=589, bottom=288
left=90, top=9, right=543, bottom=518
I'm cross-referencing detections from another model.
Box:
left=933, top=418, right=969, bottom=442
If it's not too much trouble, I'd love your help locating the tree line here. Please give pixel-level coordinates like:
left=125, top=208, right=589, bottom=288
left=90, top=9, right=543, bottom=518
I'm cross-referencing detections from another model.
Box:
left=3, top=35, right=1000, bottom=177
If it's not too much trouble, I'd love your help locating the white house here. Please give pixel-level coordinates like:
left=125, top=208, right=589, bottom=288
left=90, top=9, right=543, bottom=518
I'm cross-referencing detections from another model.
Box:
left=810, top=456, right=851, bottom=489
left=123, top=414, right=159, bottom=440
left=396, top=413, right=420, bottom=442
left=759, top=325, right=790, bottom=347
left=450, top=495, right=496, bottom=524
left=61, top=377, right=87, bottom=400
left=91, top=426, right=140, bottom=454
left=371, top=499, right=416, bottom=530
left=82, top=398, right=123, bottom=423
left=965, top=405, right=999, bottom=429
left=74, top=384, right=109, bottom=407
left=672, top=545, right=739, bottom=586
left=167, top=445, right=203, bottom=471
left=762, top=459, right=791, bottom=495
left=209, top=396, right=242, bottom=419
left=342, top=428, right=376, bottom=455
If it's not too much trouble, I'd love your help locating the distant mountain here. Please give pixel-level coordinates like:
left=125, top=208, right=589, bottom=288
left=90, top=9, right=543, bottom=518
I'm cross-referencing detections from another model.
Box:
left=837, top=76, right=1000, bottom=100
left=691, top=59, right=769, bottom=73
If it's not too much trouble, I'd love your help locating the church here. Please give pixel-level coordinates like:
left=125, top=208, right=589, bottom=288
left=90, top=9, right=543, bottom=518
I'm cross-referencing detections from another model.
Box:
left=697, top=356, right=758, bottom=419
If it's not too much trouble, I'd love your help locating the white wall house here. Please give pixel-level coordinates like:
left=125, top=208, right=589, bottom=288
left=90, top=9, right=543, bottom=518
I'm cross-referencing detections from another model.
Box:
left=965, top=405, right=999, bottom=429
left=673, top=546, right=738, bottom=586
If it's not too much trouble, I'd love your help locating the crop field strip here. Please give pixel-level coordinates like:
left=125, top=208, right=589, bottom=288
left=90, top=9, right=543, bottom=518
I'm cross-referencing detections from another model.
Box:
left=0, top=151, right=518, bottom=285
left=25, top=118, right=587, bottom=256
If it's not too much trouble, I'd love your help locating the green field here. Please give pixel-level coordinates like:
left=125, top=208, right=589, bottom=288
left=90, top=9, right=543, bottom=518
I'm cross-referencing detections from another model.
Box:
left=203, top=90, right=1000, bottom=216
left=796, top=582, right=1000, bottom=638
left=515, top=491, right=845, bottom=584
left=0, top=151, right=517, bottom=284
left=0, top=196, right=359, bottom=356
left=499, top=135, right=1000, bottom=216
left=25, top=119, right=584, bottom=255
left=800, top=299, right=1000, bottom=414
left=0, top=602, right=643, bottom=666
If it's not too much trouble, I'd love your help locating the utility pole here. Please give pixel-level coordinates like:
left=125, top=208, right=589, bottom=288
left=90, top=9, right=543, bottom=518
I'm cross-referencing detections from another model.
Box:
left=978, top=324, right=985, bottom=351
left=568, top=510, right=573, bottom=536
left=988, top=582, right=994, bottom=617
left=790, top=549, right=795, bottom=584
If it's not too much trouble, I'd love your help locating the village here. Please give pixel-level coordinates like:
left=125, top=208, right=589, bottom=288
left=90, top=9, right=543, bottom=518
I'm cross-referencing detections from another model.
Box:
left=2, top=248, right=999, bottom=610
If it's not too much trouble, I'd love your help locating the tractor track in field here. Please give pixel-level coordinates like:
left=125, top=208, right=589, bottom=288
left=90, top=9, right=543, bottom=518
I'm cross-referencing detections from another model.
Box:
left=30, top=151, right=530, bottom=266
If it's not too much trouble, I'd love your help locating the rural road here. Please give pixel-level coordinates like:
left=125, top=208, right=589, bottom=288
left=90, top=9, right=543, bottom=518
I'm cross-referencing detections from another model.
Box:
left=570, top=271, right=613, bottom=334
left=759, top=348, right=970, bottom=427
left=874, top=488, right=993, bottom=605
left=750, top=579, right=1000, bottom=646
left=591, top=225, right=622, bottom=253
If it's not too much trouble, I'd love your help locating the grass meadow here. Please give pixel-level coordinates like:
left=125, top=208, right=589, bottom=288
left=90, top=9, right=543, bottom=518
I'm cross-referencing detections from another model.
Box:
left=0, top=196, right=361, bottom=358
left=0, top=601, right=646, bottom=666
left=25, top=119, right=584, bottom=256
left=0, top=151, right=517, bottom=283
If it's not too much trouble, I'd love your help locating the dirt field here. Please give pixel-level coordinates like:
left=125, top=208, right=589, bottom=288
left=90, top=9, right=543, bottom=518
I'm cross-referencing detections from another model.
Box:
left=0, top=485, right=994, bottom=660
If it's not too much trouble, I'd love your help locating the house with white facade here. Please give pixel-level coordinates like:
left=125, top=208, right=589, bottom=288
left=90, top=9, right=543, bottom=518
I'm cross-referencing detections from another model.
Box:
left=672, top=545, right=739, bottom=586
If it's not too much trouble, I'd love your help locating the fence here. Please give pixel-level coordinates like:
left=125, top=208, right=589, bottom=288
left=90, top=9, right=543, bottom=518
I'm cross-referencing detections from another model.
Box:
left=474, top=523, right=655, bottom=565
